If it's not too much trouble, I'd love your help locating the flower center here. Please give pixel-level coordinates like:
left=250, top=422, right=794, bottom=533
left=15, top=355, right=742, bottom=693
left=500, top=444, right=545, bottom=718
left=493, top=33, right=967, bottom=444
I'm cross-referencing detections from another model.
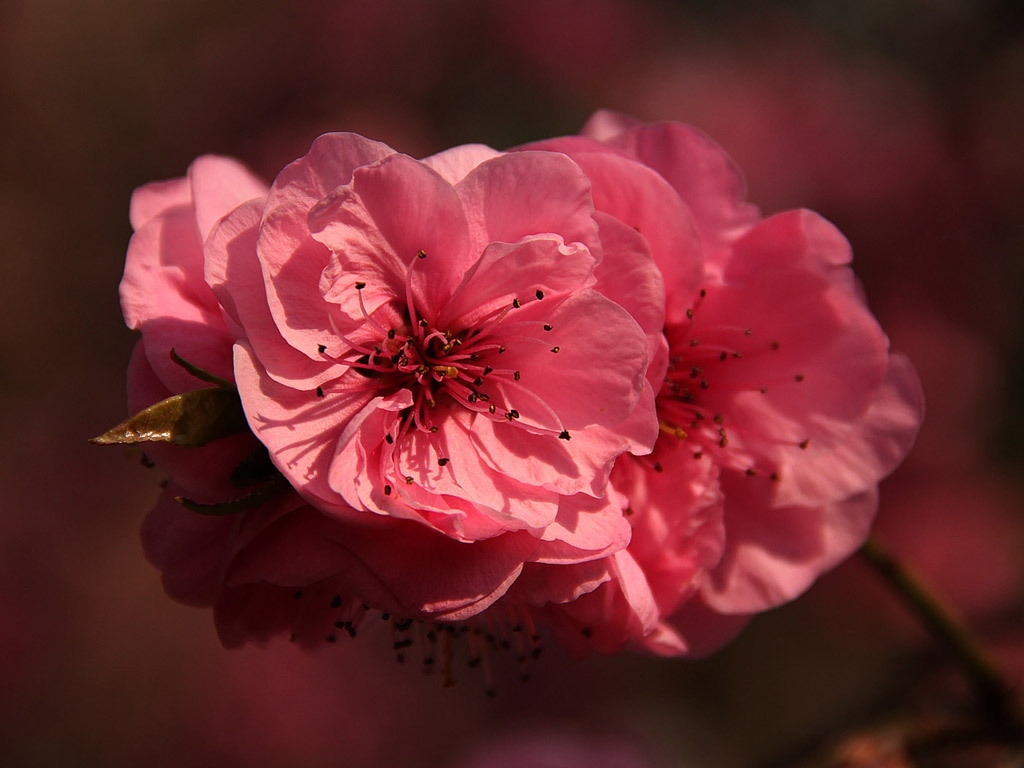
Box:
left=315, top=249, right=572, bottom=445
left=655, top=286, right=809, bottom=477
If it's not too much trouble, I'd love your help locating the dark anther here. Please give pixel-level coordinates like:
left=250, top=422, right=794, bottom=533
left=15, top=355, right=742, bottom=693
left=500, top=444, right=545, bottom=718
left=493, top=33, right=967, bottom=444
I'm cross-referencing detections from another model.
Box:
left=355, top=281, right=366, bottom=290
left=771, top=341, right=780, bottom=350
left=404, top=476, right=414, bottom=485
left=509, top=409, right=520, bottom=419
left=653, top=462, right=663, bottom=473
left=385, top=433, right=394, bottom=444
left=686, top=308, right=694, bottom=319
left=513, top=370, right=521, bottom=381
left=473, top=377, right=483, bottom=386
left=417, top=249, right=427, bottom=259
left=535, top=289, right=544, bottom=299
left=512, top=298, right=522, bottom=308
left=483, top=365, right=493, bottom=375
left=795, top=374, right=805, bottom=382
left=699, top=288, right=707, bottom=297
left=543, top=324, right=552, bottom=331
left=438, top=458, right=449, bottom=466
left=719, top=352, right=728, bottom=361
left=498, top=346, right=506, bottom=354
left=745, top=468, right=756, bottom=476
left=770, top=472, right=781, bottom=481
left=799, top=439, right=810, bottom=450
left=429, top=426, right=439, bottom=433
left=318, top=344, right=327, bottom=354
left=468, top=393, right=478, bottom=403
left=330, top=595, right=342, bottom=609
left=419, top=318, right=429, bottom=328
left=550, top=346, right=560, bottom=353
left=700, top=379, right=710, bottom=389
left=387, top=328, right=396, bottom=339
left=383, top=484, right=392, bottom=495
left=316, top=386, right=325, bottom=398
left=558, top=430, right=571, bottom=440
left=488, top=404, right=496, bottom=414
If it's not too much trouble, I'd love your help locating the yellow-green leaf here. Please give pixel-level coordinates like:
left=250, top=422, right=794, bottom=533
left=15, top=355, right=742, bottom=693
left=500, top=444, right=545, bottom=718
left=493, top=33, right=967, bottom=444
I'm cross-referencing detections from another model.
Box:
left=90, top=387, right=247, bottom=448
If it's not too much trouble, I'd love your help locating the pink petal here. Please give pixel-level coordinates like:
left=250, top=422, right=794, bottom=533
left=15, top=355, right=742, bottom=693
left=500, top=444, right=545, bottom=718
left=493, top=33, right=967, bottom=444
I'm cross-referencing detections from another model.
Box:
left=582, top=110, right=761, bottom=254
left=421, top=143, right=501, bottom=184
left=701, top=476, right=879, bottom=613
left=722, top=209, right=857, bottom=293
left=775, top=354, right=924, bottom=506
left=129, top=176, right=190, bottom=231
left=657, top=594, right=752, bottom=658
left=310, top=153, right=473, bottom=325
left=120, top=204, right=236, bottom=391
left=456, top=151, right=602, bottom=259
left=188, top=154, right=269, bottom=244
left=205, top=200, right=345, bottom=387
left=439, top=236, right=598, bottom=330
left=555, top=152, right=704, bottom=320
left=686, top=266, right=890, bottom=455
left=257, top=133, right=395, bottom=358
left=233, top=341, right=375, bottom=522
left=495, top=289, right=649, bottom=431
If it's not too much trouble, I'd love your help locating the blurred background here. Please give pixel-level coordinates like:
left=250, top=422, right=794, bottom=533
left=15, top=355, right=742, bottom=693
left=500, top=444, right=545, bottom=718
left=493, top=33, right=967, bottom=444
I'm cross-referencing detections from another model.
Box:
left=2, top=1, right=1023, bottom=765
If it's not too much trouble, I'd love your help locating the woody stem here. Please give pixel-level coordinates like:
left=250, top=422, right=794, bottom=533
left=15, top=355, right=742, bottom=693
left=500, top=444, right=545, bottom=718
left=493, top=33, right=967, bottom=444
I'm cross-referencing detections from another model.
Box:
left=859, top=536, right=1021, bottom=735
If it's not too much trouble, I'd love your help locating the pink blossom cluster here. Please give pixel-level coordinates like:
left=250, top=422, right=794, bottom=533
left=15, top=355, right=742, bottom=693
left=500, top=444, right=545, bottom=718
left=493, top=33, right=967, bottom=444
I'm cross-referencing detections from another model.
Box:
left=119, top=111, right=922, bottom=670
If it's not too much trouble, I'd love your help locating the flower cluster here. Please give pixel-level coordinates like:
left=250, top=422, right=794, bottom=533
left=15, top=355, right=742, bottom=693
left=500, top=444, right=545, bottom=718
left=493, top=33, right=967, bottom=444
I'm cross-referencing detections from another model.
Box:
left=101, top=111, right=922, bottom=679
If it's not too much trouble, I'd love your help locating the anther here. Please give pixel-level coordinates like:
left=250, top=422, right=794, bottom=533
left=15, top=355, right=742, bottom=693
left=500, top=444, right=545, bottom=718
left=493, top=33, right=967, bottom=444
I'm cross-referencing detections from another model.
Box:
left=417, top=249, right=427, bottom=259
left=551, top=346, right=560, bottom=353
left=799, top=439, right=810, bottom=450
left=535, top=289, right=544, bottom=300
left=700, top=379, right=710, bottom=389
left=385, top=433, right=394, bottom=443
left=699, top=288, right=707, bottom=297
left=795, top=374, right=805, bottom=382
left=771, top=341, right=780, bottom=350
left=438, top=458, right=449, bottom=466
left=653, top=462, right=663, bottom=473
left=483, top=365, right=493, bottom=375
left=405, top=476, right=414, bottom=485
left=543, top=324, right=553, bottom=331
left=513, top=370, right=520, bottom=381
left=498, top=346, right=506, bottom=354
left=719, top=436, right=729, bottom=448
left=512, top=298, right=522, bottom=309
left=429, top=426, right=439, bottom=433
left=330, top=595, right=342, bottom=609
left=745, top=468, right=757, bottom=476
left=686, top=308, right=694, bottom=319
left=488, top=404, right=496, bottom=414
left=770, top=472, right=781, bottom=481
left=558, top=430, right=571, bottom=440
left=384, top=484, right=392, bottom=495
left=473, top=377, right=483, bottom=386
left=316, top=386, right=325, bottom=398
left=318, top=344, right=327, bottom=354
left=387, top=328, right=396, bottom=339
left=355, top=281, right=366, bottom=290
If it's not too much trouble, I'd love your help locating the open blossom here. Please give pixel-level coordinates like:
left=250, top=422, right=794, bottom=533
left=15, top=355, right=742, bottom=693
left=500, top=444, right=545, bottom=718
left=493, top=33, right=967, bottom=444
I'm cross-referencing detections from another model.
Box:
left=212, top=134, right=660, bottom=546
left=518, top=111, right=924, bottom=655
left=117, top=129, right=668, bottom=655
left=108, top=111, right=922, bottom=671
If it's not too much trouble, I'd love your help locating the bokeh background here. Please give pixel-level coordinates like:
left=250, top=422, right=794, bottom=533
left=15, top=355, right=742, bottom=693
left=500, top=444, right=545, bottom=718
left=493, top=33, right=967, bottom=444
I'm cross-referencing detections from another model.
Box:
left=3, top=1, right=1024, bottom=766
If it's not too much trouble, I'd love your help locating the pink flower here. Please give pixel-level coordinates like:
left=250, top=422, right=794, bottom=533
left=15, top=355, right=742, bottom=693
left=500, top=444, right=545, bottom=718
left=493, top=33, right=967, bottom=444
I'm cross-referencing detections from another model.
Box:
left=519, top=111, right=924, bottom=655
left=119, top=132, right=666, bottom=656
left=210, top=134, right=660, bottom=549
left=112, top=113, right=922, bottom=669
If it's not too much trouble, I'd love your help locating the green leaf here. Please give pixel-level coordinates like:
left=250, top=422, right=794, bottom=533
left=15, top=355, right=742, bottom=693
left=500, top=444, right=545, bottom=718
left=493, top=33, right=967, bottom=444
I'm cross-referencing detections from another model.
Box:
left=176, top=474, right=290, bottom=516
left=90, top=387, right=248, bottom=448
